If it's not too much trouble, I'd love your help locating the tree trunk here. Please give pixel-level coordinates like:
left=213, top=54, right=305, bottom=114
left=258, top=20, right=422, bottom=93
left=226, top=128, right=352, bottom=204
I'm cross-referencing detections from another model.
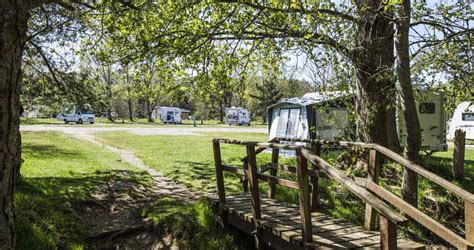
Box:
left=0, top=3, right=29, bottom=248
left=353, top=0, right=400, bottom=151
left=219, top=97, right=224, bottom=123
left=146, top=99, right=153, bottom=122
left=396, top=0, right=420, bottom=207
left=128, top=98, right=134, bottom=122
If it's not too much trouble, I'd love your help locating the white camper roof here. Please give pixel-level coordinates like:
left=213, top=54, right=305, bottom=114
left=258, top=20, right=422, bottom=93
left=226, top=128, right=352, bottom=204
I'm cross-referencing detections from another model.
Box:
left=269, top=91, right=351, bottom=108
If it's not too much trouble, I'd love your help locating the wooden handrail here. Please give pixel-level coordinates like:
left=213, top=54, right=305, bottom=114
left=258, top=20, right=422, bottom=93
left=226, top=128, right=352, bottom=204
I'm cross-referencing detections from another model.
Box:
left=301, top=148, right=407, bottom=225
left=366, top=180, right=474, bottom=249
left=275, top=137, right=474, bottom=203
left=373, top=144, right=474, bottom=203
left=214, top=137, right=474, bottom=248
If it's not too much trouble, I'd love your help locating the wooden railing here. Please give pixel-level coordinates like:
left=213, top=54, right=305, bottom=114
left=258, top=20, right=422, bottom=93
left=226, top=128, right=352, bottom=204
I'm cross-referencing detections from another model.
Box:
left=274, top=137, right=474, bottom=250
left=212, top=138, right=408, bottom=249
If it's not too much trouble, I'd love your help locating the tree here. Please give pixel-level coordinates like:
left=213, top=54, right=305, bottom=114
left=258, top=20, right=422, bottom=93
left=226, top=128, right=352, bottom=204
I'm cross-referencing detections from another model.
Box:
left=248, top=78, right=283, bottom=123
left=395, top=0, right=421, bottom=207
left=0, top=1, right=135, bottom=247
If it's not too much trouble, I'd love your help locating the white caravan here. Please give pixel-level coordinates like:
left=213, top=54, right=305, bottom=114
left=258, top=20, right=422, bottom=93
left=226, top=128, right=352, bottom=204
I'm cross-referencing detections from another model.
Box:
left=268, top=91, right=447, bottom=152
left=398, top=91, right=447, bottom=151
left=447, top=101, right=474, bottom=140
left=158, top=106, right=182, bottom=124
left=226, top=107, right=251, bottom=126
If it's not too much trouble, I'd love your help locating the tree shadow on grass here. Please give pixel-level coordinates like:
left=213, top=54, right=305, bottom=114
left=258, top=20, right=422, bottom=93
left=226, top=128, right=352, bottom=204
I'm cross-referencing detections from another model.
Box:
left=22, top=143, right=87, bottom=160
left=15, top=169, right=151, bottom=249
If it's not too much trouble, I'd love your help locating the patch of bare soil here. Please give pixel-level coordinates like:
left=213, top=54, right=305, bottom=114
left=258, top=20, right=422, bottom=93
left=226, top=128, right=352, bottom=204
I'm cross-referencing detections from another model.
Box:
left=71, top=170, right=184, bottom=249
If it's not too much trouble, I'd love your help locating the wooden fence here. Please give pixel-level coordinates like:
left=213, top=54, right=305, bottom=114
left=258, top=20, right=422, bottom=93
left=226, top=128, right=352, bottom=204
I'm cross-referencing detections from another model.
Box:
left=212, top=137, right=474, bottom=249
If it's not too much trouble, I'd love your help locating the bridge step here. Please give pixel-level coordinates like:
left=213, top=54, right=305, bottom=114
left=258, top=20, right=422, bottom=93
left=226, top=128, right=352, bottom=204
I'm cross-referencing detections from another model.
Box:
left=213, top=194, right=425, bottom=249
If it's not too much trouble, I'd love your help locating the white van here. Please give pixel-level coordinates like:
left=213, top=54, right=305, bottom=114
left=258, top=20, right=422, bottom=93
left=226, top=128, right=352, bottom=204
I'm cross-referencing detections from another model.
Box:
left=447, top=101, right=474, bottom=140
left=226, top=107, right=251, bottom=126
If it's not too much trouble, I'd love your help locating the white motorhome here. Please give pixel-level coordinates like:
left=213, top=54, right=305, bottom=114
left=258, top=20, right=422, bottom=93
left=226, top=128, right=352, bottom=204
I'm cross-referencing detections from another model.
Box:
left=447, top=101, right=474, bottom=140
left=157, top=106, right=182, bottom=124
left=226, top=107, right=251, bottom=126
left=268, top=90, right=447, bottom=152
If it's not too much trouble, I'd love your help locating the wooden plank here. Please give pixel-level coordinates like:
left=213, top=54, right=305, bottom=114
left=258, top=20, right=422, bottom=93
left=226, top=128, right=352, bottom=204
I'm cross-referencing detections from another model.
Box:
left=213, top=140, right=226, bottom=205
left=366, top=180, right=472, bottom=249
left=453, top=129, right=466, bottom=181
left=310, top=141, right=321, bottom=212
left=380, top=215, right=397, bottom=249
left=242, top=159, right=248, bottom=192
left=365, top=149, right=379, bottom=230
left=268, top=148, right=279, bottom=199
left=465, top=200, right=474, bottom=244
left=374, top=144, right=474, bottom=203
left=265, top=163, right=325, bottom=178
left=296, top=148, right=313, bottom=248
left=222, top=164, right=245, bottom=175
left=257, top=173, right=300, bottom=189
left=246, top=145, right=264, bottom=249
left=301, top=147, right=407, bottom=225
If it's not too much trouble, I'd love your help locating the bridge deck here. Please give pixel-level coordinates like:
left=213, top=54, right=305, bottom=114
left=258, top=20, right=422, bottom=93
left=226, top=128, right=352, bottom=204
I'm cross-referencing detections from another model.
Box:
left=214, top=194, right=425, bottom=249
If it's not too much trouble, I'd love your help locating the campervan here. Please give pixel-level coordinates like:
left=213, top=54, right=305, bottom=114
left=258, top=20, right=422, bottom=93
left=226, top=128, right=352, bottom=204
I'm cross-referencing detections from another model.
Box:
left=226, top=107, right=251, bottom=126
left=268, top=90, right=447, bottom=152
left=447, top=101, right=474, bottom=140
left=158, top=106, right=182, bottom=124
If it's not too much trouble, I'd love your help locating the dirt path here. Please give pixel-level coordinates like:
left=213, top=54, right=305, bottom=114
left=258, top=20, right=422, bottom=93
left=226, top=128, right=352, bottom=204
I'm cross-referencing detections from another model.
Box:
left=67, top=131, right=200, bottom=202
left=61, top=131, right=202, bottom=248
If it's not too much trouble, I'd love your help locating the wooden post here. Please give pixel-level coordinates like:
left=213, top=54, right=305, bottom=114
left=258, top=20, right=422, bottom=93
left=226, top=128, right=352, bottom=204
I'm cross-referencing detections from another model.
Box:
left=268, top=148, right=279, bottom=199
left=365, top=149, right=379, bottom=230
left=213, top=140, right=227, bottom=226
left=242, top=158, right=249, bottom=192
left=246, top=144, right=264, bottom=249
left=296, top=148, right=313, bottom=248
left=310, top=142, right=321, bottom=211
left=466, top=200, right=474, bottom=244
left=453, top=129, right=465, bottom=181
left=379, top=215, right=397, bottom=249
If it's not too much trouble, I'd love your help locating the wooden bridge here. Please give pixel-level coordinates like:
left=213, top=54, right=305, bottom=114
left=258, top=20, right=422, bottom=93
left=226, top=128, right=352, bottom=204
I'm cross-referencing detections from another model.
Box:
left=211, top=137, right=474, bottom=249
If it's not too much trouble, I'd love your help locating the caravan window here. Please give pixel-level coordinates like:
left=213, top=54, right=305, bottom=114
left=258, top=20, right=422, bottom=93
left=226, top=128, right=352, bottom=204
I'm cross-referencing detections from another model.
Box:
left=419, top=102, right=435, bottom=114
left=462, top=113, right=474, bottom=121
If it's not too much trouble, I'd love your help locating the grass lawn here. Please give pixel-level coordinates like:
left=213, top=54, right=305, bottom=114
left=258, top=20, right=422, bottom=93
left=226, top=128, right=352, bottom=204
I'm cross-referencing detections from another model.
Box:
left=97, top=132, right=270, bottom=193
left=17, top=131, right=252, bottom=249
left=96, top=131, right=474, bottom=246
left=17, top=131, right=144, bottom=249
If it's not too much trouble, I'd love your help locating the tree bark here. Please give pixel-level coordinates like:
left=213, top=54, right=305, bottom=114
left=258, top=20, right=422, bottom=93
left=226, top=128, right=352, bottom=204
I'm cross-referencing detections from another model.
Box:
left=127, top=98, right=134, bottom=122
left=353, top=0, right=401, bottom=151
left=396, top=0, right=420, bottom=207
left=146, top=98, right=153, bottom=122
left=0, top=2, right=29, bottom=248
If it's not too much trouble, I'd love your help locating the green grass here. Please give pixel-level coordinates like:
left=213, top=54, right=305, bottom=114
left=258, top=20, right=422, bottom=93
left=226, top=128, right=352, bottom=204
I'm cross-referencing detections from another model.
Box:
left=97, top=132, right=269, bottom=193
left=17, top=131, right=144, bottom=249
left=17, top=131, right=254, bottom=249
left=95, top=132, right=474, bottom=246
